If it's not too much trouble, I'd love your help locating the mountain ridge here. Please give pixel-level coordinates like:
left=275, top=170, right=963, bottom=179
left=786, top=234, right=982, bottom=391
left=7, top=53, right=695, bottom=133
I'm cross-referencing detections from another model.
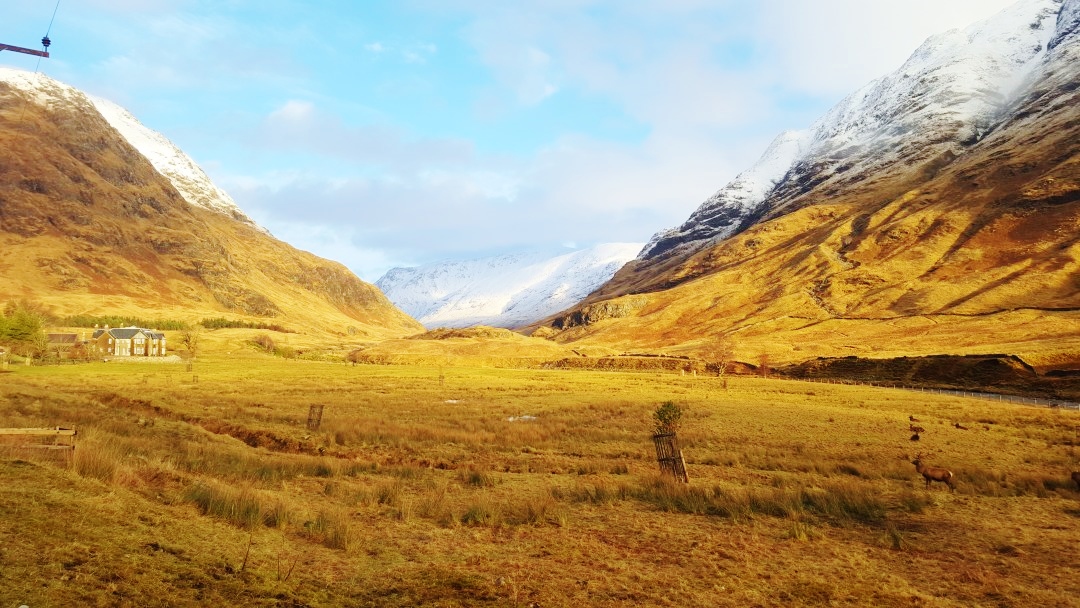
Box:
left=0, top=67, right=421, bottom=338
left=377, top=243, right=642, bottom=329
left=638, top=0, right=1064, bottom=265
left=537, top=0, right=1080, bottom=371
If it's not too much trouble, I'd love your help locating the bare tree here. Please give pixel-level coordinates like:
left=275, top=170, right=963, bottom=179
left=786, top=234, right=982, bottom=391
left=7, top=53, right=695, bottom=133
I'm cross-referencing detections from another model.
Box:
left=703, top=335, right=735, bottom=389
left=704, top=336, right=735, bottom=376
left=181, top=327, right=202, bottom=359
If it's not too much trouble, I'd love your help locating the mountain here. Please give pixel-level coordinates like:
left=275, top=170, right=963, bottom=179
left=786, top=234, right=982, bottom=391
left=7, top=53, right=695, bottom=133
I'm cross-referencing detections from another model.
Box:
left=539, top=0, right=1080, bottom=371
left=639, top=0, right=1064, bottom=264
left=89, top=94, right=264, bottom=232
left=377, top=243, right=642, bottom=329
left=0, top=68, right=422, bottom=338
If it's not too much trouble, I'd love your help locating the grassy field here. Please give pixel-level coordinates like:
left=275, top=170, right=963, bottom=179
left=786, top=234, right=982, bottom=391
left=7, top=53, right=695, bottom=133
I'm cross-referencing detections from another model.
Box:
left=1, top=350, right=1078, bottom=607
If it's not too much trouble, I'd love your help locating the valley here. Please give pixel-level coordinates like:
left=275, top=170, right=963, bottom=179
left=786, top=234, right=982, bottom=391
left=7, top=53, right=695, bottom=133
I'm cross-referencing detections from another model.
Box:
left=1, top=0, right=1079, bottom=605
left=1, top=347, right=1078, bottom=606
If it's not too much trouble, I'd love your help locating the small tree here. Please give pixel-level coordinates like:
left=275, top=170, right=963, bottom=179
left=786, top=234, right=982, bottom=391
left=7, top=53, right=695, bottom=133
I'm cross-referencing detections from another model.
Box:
left=2, top=302, right=48, bottom=358
left=252, top=334, right=275, bottom=353
left=653, top=401, right=684, bottom=435
left=181, top=327, right=202, bottom=359
left=703, top=336, right=733, bottom=375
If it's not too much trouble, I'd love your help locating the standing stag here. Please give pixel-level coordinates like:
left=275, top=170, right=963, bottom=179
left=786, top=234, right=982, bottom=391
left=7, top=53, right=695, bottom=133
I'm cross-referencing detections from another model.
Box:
left=912, top=454, right=955, bottom=491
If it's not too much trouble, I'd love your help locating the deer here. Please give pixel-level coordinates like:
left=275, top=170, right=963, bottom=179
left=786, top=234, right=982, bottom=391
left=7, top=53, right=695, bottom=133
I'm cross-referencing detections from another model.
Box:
left=910, top=432, right=920, bottom=442
left=912, top=453, right=955, bottom=491
left=909, top=415, right=920, bottom=422
left=909, top=424, right=925, bottom=434
left=953, top=422, right=968, bottom=430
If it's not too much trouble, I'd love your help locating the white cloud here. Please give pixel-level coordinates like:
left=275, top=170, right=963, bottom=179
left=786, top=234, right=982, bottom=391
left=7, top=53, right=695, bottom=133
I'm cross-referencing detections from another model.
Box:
left=199, top=1, right=1031, bottom=281
left=255, top=100, right=475, bottom=168
left=754, top=0, right=1020, bottom=97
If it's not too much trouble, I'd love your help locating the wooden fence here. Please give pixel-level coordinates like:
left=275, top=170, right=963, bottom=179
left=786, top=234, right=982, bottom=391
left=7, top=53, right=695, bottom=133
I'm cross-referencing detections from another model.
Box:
left=307, top=405, right=325, bottom=431
left=0, top=427, right=77, bottom=463
left=652, top=431, right=689, bottom=483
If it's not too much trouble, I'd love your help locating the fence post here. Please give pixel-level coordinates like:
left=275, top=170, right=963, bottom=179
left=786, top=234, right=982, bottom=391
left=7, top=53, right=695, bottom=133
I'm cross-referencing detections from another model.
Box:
left=307, top=404, right=325, bottom=431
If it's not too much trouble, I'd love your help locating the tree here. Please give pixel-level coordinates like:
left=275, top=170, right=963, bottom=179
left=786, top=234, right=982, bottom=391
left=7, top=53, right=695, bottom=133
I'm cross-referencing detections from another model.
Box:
left=703, top=335, right=735, bottom=382
left=2, top=302, right=47, bottom=358
left=180, top=327, right=202, bottom=359
left=759, top=351, right=770, bottom=379
left=653, top=401, right=684, bottom=435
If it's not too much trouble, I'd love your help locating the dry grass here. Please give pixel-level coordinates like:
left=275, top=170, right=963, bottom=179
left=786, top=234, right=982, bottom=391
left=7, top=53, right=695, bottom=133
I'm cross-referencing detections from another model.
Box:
left=0, top=353, right=1078, bottom=606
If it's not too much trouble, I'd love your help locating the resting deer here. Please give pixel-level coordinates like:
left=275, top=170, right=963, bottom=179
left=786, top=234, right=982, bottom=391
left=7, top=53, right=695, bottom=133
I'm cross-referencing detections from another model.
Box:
left=1072, top=471, right=1080, bottom=490
left=953, top=422, right=968, bottom=430
left=909, top=424, right=925, bottom=434
left=912, top=454, right=955, bottom=491
left=909, top=415, right=920, bottom=422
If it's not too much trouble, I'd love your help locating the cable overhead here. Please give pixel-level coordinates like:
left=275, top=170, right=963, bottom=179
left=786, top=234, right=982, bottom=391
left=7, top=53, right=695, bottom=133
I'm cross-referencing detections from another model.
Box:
left=45, top=0, right=62, bottom=38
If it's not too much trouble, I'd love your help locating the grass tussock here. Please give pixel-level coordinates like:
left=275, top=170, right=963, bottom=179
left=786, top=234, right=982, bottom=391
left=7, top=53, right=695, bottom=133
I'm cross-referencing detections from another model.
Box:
left=72, top=438, right=123, bottom=484
left=183, top=481, right=290, bottom=530
left=304, top=508, right=355, bottom=551
left=623, top=475, right=888, bottom=523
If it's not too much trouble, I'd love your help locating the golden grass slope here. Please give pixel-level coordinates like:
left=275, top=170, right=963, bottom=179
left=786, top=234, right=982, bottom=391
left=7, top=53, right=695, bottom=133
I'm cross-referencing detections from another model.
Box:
left=0, top=80, right=421, bottom=339
left=350, top=325, right=606, bottom=366
left=1, top=350, right=1078, bottom=606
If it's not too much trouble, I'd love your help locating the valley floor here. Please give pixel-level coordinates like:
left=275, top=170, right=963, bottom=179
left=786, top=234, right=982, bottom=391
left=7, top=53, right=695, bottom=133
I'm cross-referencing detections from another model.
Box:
left=0, top=356, right=1078, bottom=607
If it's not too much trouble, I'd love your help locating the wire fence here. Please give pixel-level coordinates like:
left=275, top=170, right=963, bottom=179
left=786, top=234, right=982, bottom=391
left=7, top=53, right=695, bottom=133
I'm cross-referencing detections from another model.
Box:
left=790, top=376, right=1080, bottom=411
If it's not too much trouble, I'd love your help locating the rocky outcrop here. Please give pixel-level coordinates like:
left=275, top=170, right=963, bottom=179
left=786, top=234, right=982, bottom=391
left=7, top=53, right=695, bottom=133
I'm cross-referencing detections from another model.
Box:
left=550, top=295, right=648, bottom=330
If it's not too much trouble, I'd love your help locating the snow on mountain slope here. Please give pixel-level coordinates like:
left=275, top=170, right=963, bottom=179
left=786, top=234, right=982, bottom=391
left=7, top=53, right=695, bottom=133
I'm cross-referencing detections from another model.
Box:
left=640, top=0, right=1064, bottom=260
left=0, top=67, right=262, bottom=231
left=377, top=243, right=643, bottom=329
left=90, top=96, right=264, bottom=231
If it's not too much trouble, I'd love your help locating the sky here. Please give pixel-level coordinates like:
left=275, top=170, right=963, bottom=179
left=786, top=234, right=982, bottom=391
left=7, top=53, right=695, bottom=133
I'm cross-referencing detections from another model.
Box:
left=2, top=0, right=1018, bottom=282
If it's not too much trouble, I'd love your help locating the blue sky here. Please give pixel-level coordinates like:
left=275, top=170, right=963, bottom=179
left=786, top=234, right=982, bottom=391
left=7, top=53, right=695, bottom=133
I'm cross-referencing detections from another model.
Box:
left=3, top=0, right=1016, bottom=281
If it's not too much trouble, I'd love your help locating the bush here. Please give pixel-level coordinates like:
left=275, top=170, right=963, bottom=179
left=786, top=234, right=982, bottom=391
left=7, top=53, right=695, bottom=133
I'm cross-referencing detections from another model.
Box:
left=653, top=401, right=684, bottom=434
left=252, top=334, right=275, bottom=353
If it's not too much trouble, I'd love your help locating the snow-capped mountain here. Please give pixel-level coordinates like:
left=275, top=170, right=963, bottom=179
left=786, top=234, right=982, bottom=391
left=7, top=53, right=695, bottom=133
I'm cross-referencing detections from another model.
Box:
left=377, top=243, right=643, bottom=329
left=0, top=67, right=262, bottom=231
left=640, top=0, right=1065, bottom=260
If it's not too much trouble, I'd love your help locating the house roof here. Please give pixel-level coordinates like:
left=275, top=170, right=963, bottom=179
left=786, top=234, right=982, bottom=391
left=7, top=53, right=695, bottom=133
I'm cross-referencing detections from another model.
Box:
left=108, top=327, right=148, bottom=340
left=47, top=333, right=79, bottom=344
left=91, top=327, right=163, bottom=340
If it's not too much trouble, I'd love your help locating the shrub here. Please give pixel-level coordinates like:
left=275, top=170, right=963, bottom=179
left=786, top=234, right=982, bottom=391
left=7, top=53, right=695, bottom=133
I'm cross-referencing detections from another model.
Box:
left=252, top=334, right=275, bottom=353
left=653, top=401, right=684, bottom=434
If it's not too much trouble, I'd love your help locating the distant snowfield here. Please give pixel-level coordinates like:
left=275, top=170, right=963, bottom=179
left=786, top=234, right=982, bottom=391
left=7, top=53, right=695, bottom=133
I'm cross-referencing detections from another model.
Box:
left=377, top=243, right=644, bottom=329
